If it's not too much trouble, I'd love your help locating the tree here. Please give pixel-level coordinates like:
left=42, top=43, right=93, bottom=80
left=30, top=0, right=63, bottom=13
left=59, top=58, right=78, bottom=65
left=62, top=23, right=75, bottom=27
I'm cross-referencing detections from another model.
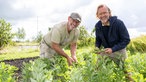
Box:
left=48, top=27, right=52, bottom=31
left=16, top=27, right=26, bottom=42
left=78, top=26, right=89, bottom=40
left=0, top=19, right=13, bottom=48
left=77, top=26, right=94, bottom=47
left=91, top=28, right=95, bottom=36
left=33, top=31, right=43, bottom=43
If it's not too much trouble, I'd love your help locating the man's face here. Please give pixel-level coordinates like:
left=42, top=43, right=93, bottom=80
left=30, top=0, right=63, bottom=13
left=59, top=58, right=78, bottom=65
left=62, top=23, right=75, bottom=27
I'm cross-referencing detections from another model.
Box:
left=97, top=7, right=110, bottom=24
left=68, top=17, right=80, bottom=30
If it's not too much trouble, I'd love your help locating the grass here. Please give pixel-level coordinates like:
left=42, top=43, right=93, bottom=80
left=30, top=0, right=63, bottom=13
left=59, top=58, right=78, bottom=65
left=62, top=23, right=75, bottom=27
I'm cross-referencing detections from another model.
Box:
left=0, top=45, right=93, bottom=61
left=14, top=42, right=39, bottom=46
left=0, top=46, right=39, bottom=61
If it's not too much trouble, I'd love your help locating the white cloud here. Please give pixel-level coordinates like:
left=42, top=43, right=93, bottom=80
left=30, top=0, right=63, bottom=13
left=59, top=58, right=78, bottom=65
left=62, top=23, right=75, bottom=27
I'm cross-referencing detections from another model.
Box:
left=128, top=28, right=145, bottom=38
left=1, top=0, right=146, bottom=40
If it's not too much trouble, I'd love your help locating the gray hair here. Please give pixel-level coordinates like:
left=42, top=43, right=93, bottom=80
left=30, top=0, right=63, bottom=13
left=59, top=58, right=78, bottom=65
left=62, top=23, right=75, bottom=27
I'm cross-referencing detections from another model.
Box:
left=96, top=4, right=111, bottom=17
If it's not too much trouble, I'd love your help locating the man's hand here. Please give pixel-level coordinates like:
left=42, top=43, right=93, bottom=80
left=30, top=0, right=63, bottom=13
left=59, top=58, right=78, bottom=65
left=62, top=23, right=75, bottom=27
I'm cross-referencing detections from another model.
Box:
left=66, top=56, right=74, bottom=66
left=105, top=48, right=112, bottom=54
left=72, top=55, right=77, bottom=63
left=70, top=42, right=77, bottom=63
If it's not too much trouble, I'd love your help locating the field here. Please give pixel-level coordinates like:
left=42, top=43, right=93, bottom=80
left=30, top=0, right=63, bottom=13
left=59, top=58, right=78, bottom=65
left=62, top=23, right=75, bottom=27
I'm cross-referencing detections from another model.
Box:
left=0, top=36, right=146, bottom=82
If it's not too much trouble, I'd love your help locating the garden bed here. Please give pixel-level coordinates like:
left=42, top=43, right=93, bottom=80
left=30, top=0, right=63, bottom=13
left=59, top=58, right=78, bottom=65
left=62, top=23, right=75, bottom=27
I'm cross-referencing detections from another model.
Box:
left=0, top=56, right=39, bottom=82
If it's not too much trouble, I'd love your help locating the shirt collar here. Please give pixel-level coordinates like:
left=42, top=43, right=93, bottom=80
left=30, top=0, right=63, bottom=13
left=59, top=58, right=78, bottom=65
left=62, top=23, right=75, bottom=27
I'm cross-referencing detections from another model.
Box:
left=102, top=21, right=110, bottom=26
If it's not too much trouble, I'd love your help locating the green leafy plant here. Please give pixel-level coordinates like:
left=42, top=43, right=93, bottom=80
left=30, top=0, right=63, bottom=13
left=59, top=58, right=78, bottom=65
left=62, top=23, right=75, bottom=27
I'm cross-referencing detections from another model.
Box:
left=0, top=19, right=14, bottom=48
left=0, top=62, right=18, bottom=82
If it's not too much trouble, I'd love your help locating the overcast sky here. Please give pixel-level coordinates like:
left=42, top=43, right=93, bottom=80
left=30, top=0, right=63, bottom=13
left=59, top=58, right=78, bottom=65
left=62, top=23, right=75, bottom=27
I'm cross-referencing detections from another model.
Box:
left=0, top=0, right=146, bottom=40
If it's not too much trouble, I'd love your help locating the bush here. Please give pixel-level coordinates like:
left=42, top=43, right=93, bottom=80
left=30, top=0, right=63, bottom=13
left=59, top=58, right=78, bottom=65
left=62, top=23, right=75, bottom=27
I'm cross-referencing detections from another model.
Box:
left=0, top=19, right=14, bottom=48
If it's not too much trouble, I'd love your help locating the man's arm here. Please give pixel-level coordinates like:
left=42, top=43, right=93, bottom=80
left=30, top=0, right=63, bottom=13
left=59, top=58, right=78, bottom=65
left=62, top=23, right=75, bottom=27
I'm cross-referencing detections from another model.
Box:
left=111, top=20, right=130, bottom=52
left=51, top=42, right=68, bottom=58
left=51, top=42, right=74, bottom=66
left=70, top=42, right=77, bottom=62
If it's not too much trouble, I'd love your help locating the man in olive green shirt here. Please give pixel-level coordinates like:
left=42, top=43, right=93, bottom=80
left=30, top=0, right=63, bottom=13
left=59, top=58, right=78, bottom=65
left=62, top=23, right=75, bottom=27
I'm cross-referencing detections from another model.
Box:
left=40, top=12, right=81, bottom=66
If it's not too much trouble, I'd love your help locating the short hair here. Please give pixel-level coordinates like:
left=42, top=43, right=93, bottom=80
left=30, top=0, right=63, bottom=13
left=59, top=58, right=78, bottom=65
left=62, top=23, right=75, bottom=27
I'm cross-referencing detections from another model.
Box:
left=96, top=4, right=111, bottom=17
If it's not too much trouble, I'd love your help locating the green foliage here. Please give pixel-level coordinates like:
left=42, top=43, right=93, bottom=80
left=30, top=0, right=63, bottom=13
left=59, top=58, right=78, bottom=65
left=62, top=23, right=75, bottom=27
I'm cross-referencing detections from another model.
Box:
left=65, top=26, right=94, bottom=49
left=91, top=27, right=95, bottom=36
left=125, top=53, right=146, bottom=81
left=0, top=46, right=146, bottom=81
left=48, top=27, right=52, bottom=31
left=22, top=59, right=53, bottom=82
left=21, top=48, right=146, bottom=82
left=0, top=19, right=14, bottom=48
left=127, top=35, right=146, bottom=54
left=77, top=26, right=94, bottom=48
left=78, top=26, right=89, bottom=40
left=0, top=62, right=18, bottom=82
left=33, top=31, right=43, bottom=43
left=22, top=57, right=71, bottom=82
left=92, top=47, right=105, bottom=54
left=15, top=27, right=26, bottom=41
left=0, top=46, right=39, bottom=61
